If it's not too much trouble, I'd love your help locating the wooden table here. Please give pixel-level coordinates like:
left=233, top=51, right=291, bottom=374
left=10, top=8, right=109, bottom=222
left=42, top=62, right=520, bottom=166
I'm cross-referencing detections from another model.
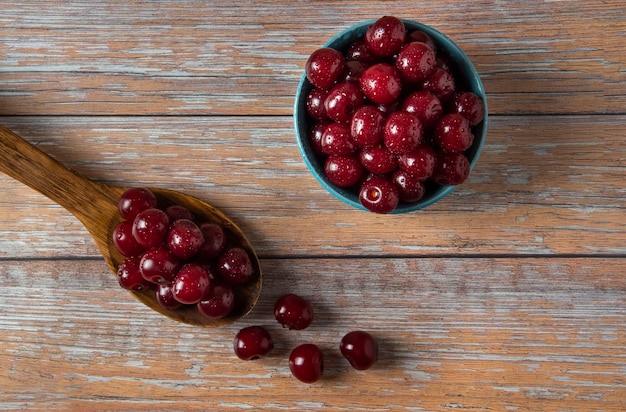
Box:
left=1, top=1, right=624, bottom=411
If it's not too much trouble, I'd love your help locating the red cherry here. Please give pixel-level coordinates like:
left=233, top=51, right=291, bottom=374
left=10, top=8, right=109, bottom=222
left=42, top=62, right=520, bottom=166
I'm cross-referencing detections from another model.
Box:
left=365, top=16, right=406, bottom=57
left=396, top=144, right=437, bottom=180
left=217, top=247, right=255, bottom=285
left=172, top=263, right=210, bottom=305
left=112, top=220, right=146, bottom=257
left=274, top=293, right=314, bottom=330
left=321, top=123, right=357, bottom=156
left=324, top=81, right=364, bottom=123
left=360, top=63, right=403, bottom=105
left=289, top=344, right=324, bottom=383
left=305, top=88, right=330, bottom=120
left=118, top=187, right=157, bottom=221
left=392, top=169, right=426, bottom=203
left=359, top=145, right=397, bottom=175
left=450, top=91, right=485, bottom=127
left=401, top=90, right=443, bottom=130
left=132, top=208, right=170, bottom=249
left=350, top=105, right=385, bottom=148
left=197, top=283, right=235, bottom=319
left=234, top=326, right=273, bottom=361
left=139, top=246, right=180, bottom=285
left=167, top=219, right=204, bottom=260
left=396, top=41, right=436, bottom=83
left=434, top=113, right=474, bottom=153
left=421, top=67, right=456, bottom=102
left=383, top=111, right=423, bottom=154
left=340, top=330, right=379, bottom=370
left=324, top=155, right=364, bottom=188
left=117, top=257, right=152, bottom=291
left=432, top=152, right=470, bottom=185
left=305, top=48, right=345, bottom=90
left=359, top=176, right=399, bottom=214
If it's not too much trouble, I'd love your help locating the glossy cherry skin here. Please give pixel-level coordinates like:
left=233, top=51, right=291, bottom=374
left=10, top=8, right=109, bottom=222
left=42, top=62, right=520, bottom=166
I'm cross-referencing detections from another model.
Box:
left=340, top=60, right=368, bottom=83
left=165, top=205, right=194, bottom=222
left=217, top=247, right=255, bottom=285
left=117, top=257, right=152, bottom=291
left=139, top=246, right=181, bottom=285
left=360, top=63, right=403, bottom=105
left=407, top=30, right=437, bottom=53
left=155, top=283, right=183, bottom=310
left=345, top=38, right=377, bottom=64
left=365, top=16, right=406, bottom=57
left=359, top=176, right=400, bottom=214
left=359, top=145, right=397, bottom=175
left=289, top=344, right=324, bottom=383
left=397, top=144, right=437, bottom=181
left=383, top=111, right=423, bottom=155
left=324, top=81, right=364, bottom=123
left=434, top=113, right=474, bottom=153
left=450, top=91, right=485, bottom=127
left=324, top=155, right=365, bottom=188
left=118, top=187, right=158, bottom=221
left=421, top=67, right=456, bottom=102
left=132, top=208, right=170, bottom=249
left=350, top=105, right=385, bottom=147
left=172, top=263, right=211, bottom=305
left=274, top=293, right=314, bottom=330
left=392, top=169, right=426, bottom=203
left=401, top=90, right=443, bottom=131
left=234, top=326, right=274, bottom=361
left=167, top=219, right=204, bottom=260
left=305, top=47, right=345, bottom=90
left=112, top=220, right=146, bottom=257
left=197, top=222, right=226, bottom=260
left=432, top=151, right=470, bottom=185
left=396, top=41, right=436, bottom=83
left=197, top=283, right=235, bottom=319
left=340, top=330, right=379, bottom=370
left=321, top=123, right=357, bottom=156
left=305, top=88, right=330, bottom=121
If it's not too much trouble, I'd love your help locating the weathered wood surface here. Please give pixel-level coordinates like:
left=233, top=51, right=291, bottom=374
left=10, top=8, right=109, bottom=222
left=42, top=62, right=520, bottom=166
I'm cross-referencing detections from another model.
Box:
left=1, top=0, right=625, bottom=410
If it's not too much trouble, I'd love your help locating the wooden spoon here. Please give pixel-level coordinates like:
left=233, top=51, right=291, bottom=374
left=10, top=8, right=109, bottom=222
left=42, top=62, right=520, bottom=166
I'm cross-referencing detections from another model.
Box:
left=0, top=124, right=261, bottom=327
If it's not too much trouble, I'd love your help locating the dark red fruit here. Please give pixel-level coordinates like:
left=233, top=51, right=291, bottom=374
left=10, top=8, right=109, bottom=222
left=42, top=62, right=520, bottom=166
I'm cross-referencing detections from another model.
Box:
left=165, top=205, right=194, bottom=222
left=397, top=144, right=437, bottom=180
left=274, top=293, right=313, bottom=330
left=324, top=155, right=365, bottom=188
left=289, top=344, right=324, bottom=383
left=118, top=187, right=157, bottom=221
left=359, top=145, right=397, bottom=175
left=359, top=176, right=400, bottom=214
left=421, top=67, right=456, bottom=102
left=450, top=91, right=485, bottom=127
left=392, top=169, right=426, bottom=203
left=365, top=16, right=406, bottom=57
left=401, top=90, right=443, bottom=130
left=340, top=60, right=368, bottom=83
left=396, top=41, right=436, bottom=83
left=305, top=48, right=345, bottom=90
left=360, top=63, right=403, bottom=105
left=197, top=283, right=235, bottom=319
left=166, top=219, right=204, bottom=260
left=155, top=283, right=183, bottom=310
left=340, top=330, right=379, bottom=370
left=234, top=326, right=273, bottom=361
left=408, top=30, right=437, bottom=53
left=132, top=208, right=170, bottom=249
left=305, top=88, right=329, bottom=120
left=117, top=257, right=152, bottom=291
left=112, top=220, right=146, bottom=257
left=309, top=121, right=331, bottom=156
left=172, top=263, right=210, bottom=305
left=139, top=246, right=180, bottom=285
left=321, top=123, right=357, bottom=156
left=345, top=38, right=377, bottom=64
left=383, top=111, right=423, bottom=154
left=197, top=222, right=226, bottom=260
left=432, top=152, right=470, bottom=185
left=217, top=247, right=254, bottom=285
left=324, top=81, right=364, bottom=123
left=350, top=105, right=385, bottom=148
left=434, top=113, right=474, bottom=153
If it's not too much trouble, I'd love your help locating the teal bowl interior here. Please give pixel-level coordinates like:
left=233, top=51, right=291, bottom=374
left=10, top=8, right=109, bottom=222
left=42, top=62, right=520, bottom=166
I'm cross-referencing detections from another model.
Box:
left=294, top=19, right=488, bottom=213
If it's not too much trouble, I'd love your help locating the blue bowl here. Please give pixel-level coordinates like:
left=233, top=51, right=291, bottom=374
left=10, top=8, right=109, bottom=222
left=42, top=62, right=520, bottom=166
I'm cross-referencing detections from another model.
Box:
left=294, top=19, right=488, bottom=213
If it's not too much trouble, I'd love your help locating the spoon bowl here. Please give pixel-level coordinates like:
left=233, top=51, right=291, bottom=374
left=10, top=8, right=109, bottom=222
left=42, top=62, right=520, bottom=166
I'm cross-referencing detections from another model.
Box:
left=0, top=124, right=261, bottom=327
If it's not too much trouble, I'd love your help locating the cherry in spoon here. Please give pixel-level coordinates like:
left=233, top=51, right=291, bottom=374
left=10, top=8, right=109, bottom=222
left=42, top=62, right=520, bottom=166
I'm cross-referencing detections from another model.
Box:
left=0, top=124, right=261, bottom=327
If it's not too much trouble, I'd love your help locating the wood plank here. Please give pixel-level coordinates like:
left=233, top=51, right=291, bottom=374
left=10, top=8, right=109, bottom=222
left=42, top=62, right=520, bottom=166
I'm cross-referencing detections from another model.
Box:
left=0, top=257, right=624, bottom=410
left=0, top=1, right=623, bottom=116
left=0, top=115, right=624, bottom=258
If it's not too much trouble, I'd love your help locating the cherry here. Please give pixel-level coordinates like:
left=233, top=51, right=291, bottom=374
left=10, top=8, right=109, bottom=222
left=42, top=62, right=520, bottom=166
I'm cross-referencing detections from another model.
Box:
left=197, top=283, right=235, bottom=319
left=217, top=247, right=254, bottom=285
left=434, top=113, right=474, bottom=153
left=289, top=344, right=324, bottom=383
left=172, top=263, right=210, bottom=305
left=324, top=81, right=364, bottom=123
left=308, top=121, right=331, bottom=156
left=233, top=326, right=274, bottom=361
left=340, top=60, right=368, bottom=83
left=421, top=67, right=456, bottom=102
left=396, top=41, right=436, bottom=83
left=340, top=331, right=378, bottom=371
left=132, top=208, right=170, bottom=249
left=139, top=246, right=180, bottom=285
left=408, top=30, right=437, bottom=54
left=350, top=105, right=385, bottom=148
left=155, top=283, right=183, bottom=310
left=359, top=176, right=399, bottom=214
left=321, top=123, right=357, bottom=156
left=345, top=38, right=377, bottom=64
left=274, top=293, right=313, bottom=330
left=401, top=90, right=443, bottom=130
left=450, top=91, right=485, bottom=127
left=396, top=144, right=437, bottom=180
left=117, top=257, right=152, bottom=291
left=392, top=169, right=426, bottom=203
left=197, top=222, right=226, bottom=260
left=305, top=88, right=329, bottom=121
left=118, top=187, right=158, bottom=221
left=383, top=111, right=423, bottom=154
left=359, top=145, right=397, bottom=175
left=432, top=151, right=470, bottom=185
left=360, top=63, right=403, bottom=105
left=166, top=218, right=204, bottom=260
left=112, top=220, right=146, bottom=257
left=324, top=155, right=364, bottom=188
left=305, top=48, right=345, bottom=90
left=365, top=16, right=406, bottom=57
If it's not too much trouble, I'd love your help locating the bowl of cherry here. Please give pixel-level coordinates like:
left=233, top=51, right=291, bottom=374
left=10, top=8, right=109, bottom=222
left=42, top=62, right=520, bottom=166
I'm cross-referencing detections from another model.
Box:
left=294, top=16, right=487, bottom=214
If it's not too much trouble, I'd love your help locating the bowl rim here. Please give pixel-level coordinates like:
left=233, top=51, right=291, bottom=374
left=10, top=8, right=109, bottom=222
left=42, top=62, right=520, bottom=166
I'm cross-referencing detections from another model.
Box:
left=294, top=18, right=488, bottom=214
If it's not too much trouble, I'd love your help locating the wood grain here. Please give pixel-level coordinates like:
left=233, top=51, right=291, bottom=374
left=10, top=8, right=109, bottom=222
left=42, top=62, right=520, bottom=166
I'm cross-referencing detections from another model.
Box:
left=1, top=0, right=625, bottom=410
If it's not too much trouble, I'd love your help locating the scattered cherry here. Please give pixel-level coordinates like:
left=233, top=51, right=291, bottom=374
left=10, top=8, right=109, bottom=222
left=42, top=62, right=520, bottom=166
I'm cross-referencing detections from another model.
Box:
left=274, top=293, right=314, bottom=330
left=289, top=344, right=324, bottom=383
left=233, top=326, right=274, bottom=361
left=340, top=331, right=378, bottom=370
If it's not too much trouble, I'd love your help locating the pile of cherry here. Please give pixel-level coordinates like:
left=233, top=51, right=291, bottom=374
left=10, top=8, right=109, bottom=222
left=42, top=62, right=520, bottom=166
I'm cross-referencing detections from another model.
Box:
left=235, top=294, right=378, bottom=383
left=112, top=187, right=256, bottom=320
left=304, top=16, right=485, bottom=213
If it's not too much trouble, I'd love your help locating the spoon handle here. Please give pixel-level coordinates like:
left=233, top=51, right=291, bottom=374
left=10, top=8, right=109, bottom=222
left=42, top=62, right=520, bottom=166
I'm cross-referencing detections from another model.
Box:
left=0, top=124, right=122, bottom=241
